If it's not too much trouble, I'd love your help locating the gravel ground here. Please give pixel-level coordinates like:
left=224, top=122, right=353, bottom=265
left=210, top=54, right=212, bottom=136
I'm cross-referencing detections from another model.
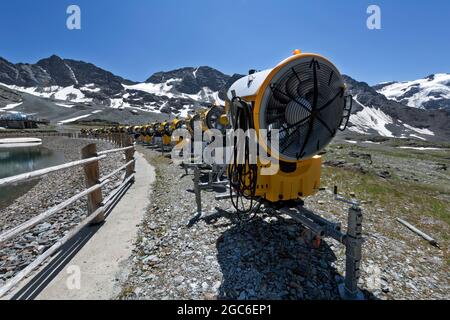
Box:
left=0, top=137, right=125, bottom=287
left=118, top=144, right=449, bottom=300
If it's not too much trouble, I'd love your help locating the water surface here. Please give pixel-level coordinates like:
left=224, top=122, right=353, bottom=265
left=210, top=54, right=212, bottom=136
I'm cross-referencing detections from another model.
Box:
left=0, top=146, right=65, bottom=209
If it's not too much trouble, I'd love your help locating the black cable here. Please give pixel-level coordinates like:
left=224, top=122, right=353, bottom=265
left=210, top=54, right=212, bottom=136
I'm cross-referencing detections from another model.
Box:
left=227, top=97, right=260, bottom=221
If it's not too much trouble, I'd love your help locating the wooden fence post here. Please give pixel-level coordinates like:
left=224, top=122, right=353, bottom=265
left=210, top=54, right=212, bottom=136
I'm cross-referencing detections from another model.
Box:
left=81, top=143, right=104, bottom=224
left=121, top=133, right=126, bottom=147
left=125, top=135, right=135, bottom=180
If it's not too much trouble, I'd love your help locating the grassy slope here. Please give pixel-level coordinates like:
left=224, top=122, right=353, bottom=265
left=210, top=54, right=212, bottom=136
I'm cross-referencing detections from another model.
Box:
left=321, top=139, right=449, bottom=261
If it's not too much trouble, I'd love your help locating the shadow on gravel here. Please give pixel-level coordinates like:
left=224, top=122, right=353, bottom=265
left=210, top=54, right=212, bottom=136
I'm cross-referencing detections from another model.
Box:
left=215, top=217, right=376, bottom=300
left=10, top=182, right=133, bottom=300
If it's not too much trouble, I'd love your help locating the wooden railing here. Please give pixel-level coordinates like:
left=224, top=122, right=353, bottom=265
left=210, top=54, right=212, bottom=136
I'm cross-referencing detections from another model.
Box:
left=0, top=133, right=136, bottom=298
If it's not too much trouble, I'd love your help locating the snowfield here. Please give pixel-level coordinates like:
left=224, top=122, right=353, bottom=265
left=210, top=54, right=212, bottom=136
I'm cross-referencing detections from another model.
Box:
left=349, top=97, right=395, bottom=137
left=1, top=83, right=91, bottom=103
left=402, top=123, right=434, bottom=136
left=0, top=102, right=23, bottom=110
left=123, top=79, right=224, bottom=106
left=377, top=73, right=450, bottom=109
left=348, top=96, right=436, bottom=140
left=123, top=78, right=182, bottom=99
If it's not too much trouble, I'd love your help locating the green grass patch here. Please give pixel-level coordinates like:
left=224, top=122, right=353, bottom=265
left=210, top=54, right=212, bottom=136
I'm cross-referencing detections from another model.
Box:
left=321, top=166, right=450, bottom=226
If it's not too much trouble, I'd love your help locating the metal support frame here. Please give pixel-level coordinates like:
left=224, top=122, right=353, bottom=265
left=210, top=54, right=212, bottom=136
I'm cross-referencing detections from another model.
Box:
left=193, top=165, right=202, bottom=216
left=182, top=146, right=364, bottom=298
left=187, top=163, right=229, bottom=225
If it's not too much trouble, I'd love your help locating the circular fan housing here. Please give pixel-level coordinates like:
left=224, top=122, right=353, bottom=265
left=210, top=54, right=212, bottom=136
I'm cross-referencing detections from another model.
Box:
left=204, top=106, right=228, bottom=133
left=256, top=54, right=346, bottom=162
left=153, top=123, right=161, bottom=136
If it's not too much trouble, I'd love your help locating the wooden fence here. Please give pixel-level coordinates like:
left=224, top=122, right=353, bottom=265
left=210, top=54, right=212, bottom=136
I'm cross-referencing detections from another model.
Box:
left=0, top=133, right=136, bottom=298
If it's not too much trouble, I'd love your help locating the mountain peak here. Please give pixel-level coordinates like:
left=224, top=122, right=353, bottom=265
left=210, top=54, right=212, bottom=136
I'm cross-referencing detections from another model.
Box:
left=145, top=65, right=231, bottom=95
left=37, top=54, right=64, bottom=64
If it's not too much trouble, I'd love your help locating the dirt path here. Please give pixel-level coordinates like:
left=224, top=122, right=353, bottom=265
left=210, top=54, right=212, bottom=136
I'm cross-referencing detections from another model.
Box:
left=31, top=152, right=155, bottom=300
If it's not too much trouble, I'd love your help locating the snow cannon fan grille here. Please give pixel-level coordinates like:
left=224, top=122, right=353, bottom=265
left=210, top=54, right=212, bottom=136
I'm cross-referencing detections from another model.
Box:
left=260, top=56, right=347, bottom=161
left=205, top=106, right=227, bottom=133
left=164, top=122, right=172, bottom=136
left=153, top=123, right=161, bottom=137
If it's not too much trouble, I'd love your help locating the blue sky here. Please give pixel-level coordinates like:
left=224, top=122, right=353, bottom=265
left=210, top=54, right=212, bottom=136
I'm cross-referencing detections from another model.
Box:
left=0, top=0, right=449, bottom=84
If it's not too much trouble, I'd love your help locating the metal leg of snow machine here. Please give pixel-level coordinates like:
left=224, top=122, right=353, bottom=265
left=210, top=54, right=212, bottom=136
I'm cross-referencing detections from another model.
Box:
left=186, top=165, right=205, bottom=226
left=187, top=164, right=229, bottom=226
left=278, top=202, right=364, bottom=300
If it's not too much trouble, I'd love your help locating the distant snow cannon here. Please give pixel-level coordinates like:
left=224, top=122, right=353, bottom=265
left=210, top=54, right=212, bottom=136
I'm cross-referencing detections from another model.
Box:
left=226, top=50, right=352, bottom=204
left=185, top=105, right=229, bottom=135
left=170, top=117, right=187, bottom=146
left=140, top=124, right=153, bottom=144
left=201, top=105, right=229, bottom=133
left=159, top=121, right=172, bottom=146
left=170, top=117, right=186, bottom=133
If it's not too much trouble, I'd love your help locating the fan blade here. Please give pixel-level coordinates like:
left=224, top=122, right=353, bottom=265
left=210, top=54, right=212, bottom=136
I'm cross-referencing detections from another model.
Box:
left=285, top=73, right=300, bottom=99
left=277, top=114, right=311, bottom=134
left=281, top=127, right=301, bottom=153
left=298, top=59, right=319, bottom=158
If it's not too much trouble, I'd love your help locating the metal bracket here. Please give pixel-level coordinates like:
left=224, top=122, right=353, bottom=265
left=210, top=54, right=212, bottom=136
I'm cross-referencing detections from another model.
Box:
left=339, top=95, right=353, bottom=131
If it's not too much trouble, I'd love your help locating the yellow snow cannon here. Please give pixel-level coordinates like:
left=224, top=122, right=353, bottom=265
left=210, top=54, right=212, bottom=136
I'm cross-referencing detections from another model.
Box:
left=226, top=50, right=352, bottom=205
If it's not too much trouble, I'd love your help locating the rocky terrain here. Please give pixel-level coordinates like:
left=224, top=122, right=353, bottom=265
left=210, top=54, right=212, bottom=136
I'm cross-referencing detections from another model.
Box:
left=0, top=137, right=125, bottom=287
left=118, top=137, right=449, bottom=300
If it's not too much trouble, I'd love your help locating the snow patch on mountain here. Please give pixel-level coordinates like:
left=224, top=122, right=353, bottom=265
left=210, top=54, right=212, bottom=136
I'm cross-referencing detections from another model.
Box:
left=80, top=83, right=101, bottom=92
left=0, top=83, right=92, bottom=103
left=178, top=104, right=194, bottom=118
left=123, top=79, right=181, bottom=98
left=57, top=110, right=103, bottom=124
left=64, top=62, right=79, bottom=85
left=53, top=86, right=89, bottom=102
left=348, top=96, right=394, bottom=137
left=0, top=102, right=23, bottom=110
left=348, top=95, right=436, bottom=140
left=123, top=79, right=224, bottom=105
left=376, top=73, right=450, bottom=109
left=402, top=123, right=434, bottom=136
left=55, top=103, right=75, bottom=108
left=349, top=107, right=395, bottom=137
left=57, top=114, right=93, bottom=124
